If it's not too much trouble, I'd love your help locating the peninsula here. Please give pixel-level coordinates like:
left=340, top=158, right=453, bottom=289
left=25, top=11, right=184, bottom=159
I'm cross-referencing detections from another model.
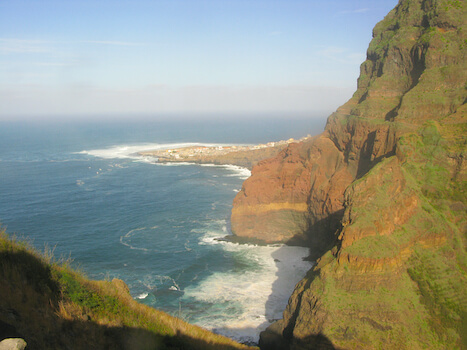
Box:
left=139, top=136, right=311, bottom=170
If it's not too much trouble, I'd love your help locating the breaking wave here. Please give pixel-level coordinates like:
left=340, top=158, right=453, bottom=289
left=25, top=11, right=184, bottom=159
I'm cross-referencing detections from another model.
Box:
left=184, top=227, right=312, bottom=344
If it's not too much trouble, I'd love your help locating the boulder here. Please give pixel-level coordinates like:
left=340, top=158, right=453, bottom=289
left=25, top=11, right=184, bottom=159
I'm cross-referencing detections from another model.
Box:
left=0, top=339, right=27, bottom=350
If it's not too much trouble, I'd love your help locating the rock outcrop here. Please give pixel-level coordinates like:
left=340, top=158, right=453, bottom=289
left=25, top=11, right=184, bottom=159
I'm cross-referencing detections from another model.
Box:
left=231, top=0, right=467, bottom=348
left=0, top=338, right=27, bottom=350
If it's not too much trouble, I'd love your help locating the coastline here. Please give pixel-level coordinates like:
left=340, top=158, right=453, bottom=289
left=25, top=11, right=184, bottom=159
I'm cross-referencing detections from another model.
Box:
left=187, top=227, right=313, bottom=344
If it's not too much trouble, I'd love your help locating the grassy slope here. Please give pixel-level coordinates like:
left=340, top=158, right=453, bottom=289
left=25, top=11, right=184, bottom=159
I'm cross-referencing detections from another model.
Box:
left=400, top=122, right=467, bottom=348
left=301, top=120, right=466, bottom=349
left=0, top=230, right=256, bottom=350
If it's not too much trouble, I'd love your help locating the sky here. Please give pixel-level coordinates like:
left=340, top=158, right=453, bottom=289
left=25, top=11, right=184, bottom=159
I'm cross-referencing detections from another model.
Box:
left=0, top=0, right=398, bottom=121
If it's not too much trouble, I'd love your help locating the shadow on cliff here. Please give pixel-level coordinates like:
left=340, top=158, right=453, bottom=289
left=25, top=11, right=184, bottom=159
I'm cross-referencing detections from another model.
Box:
left=260, top=330, right=338, bottom=350
left=356, top=130, right=396, bottom=179
left=286, top=210, right=344, bottom=261
left=255, top=249, right=338, bottom=350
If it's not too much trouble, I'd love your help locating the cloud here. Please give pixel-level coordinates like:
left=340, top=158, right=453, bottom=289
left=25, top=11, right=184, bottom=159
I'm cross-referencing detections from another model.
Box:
left=0, top=84, right=355, bottom=118
left=317, top=46, right=366, bottom=65
left=0, top=38, right=146, bottom=56
left=0, top=38, right=51, bottom=54
left=269, top=31, right=282, bottom=36
left=352, top=8, right=370, bottom=13
left=32, top=62, right=74, bottom=67
left=80, top=40, right=146, bottom=47
left=319, top=46, right=346, bottom=56
left=338, top=8, right=370, bottom=15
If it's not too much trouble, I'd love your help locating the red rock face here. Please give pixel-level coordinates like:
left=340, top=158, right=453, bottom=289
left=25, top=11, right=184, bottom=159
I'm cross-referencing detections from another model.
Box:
left=231, top=141, right=314, bottom=245
left=230, top=0, right=466, bottom=255
left=231, top=110, right=398, bottom=255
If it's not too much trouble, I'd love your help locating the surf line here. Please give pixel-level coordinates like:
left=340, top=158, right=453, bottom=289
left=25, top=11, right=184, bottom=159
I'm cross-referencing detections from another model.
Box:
left=120, top=227, right=189, bottom=254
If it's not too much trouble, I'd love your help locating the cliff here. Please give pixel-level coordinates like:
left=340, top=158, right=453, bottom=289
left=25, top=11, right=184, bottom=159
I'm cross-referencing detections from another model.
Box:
left=231, top=0, right=467, bottom=348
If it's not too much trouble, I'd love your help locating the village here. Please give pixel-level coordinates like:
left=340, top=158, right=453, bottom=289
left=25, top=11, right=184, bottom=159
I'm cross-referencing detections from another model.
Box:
left=139, top=136, right=311, bottom=163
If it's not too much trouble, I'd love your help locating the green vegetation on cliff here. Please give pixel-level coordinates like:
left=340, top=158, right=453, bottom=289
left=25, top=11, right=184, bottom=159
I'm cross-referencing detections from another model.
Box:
left=255, top=0, right=466, bottom=349
left=0, top=230, right=254, bottom=350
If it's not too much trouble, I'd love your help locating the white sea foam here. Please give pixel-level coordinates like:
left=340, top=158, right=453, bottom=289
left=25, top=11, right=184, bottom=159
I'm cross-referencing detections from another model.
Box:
left=156, top=162, right=194, bottom=167
left=79, top=142, right=198, bottom=160
left=80, top=143, right=252, bottom=180
left=155, top=275, right=182, bottom=291
left=79, top=142, right=227, bottom=161
left=222, top=164, right=251, bottom=179
left=199, top=163, right=251, bottom=179
left=120, top=227, right=187, bottom=254
left=186, top=229, right=312, bottom=344
left=136, top=292, right=149, bottom=299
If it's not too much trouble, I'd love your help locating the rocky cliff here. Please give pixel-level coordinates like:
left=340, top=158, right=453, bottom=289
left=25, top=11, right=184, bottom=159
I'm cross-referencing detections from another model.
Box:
left=231, top=0, right=466, bottom=348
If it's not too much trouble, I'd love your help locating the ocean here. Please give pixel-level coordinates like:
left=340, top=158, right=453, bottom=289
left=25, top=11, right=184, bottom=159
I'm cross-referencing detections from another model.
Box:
left=0, top=116, right=325, bottom=344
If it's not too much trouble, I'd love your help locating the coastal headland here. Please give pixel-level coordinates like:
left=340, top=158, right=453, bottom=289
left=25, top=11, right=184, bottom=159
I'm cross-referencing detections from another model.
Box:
left=139, top=136, right=311, bottom=170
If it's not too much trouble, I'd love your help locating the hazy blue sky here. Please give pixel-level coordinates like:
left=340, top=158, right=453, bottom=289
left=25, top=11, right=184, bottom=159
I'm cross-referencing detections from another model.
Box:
left=0, top=0, right=397, bottom=120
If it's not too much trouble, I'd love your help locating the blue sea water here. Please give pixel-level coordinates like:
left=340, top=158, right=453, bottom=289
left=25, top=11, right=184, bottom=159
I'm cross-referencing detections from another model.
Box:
left=0, top=116, right=323, bottom=343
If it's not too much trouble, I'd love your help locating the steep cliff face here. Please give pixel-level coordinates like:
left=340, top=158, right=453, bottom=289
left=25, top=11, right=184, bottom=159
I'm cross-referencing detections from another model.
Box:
left=231, top=136, right=352, bottom=251
left=231, top=0, right=466, bottom=348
